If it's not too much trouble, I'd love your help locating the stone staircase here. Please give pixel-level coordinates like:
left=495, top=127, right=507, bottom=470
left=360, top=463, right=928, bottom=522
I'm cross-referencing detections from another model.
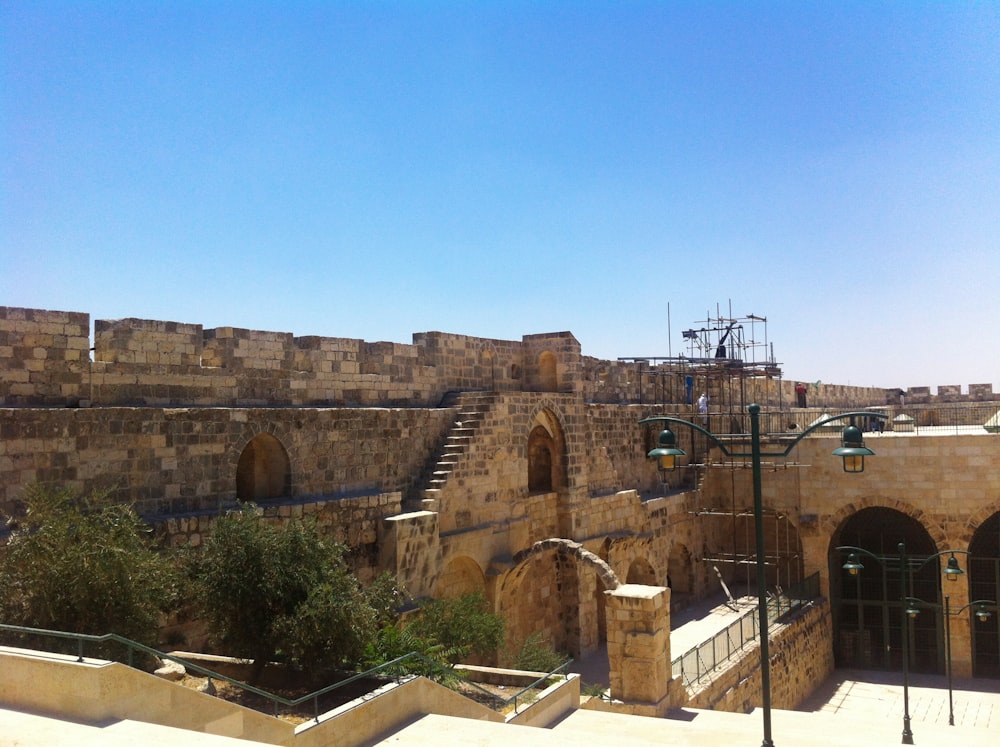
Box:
left=406, top=390, right=498, bottom=511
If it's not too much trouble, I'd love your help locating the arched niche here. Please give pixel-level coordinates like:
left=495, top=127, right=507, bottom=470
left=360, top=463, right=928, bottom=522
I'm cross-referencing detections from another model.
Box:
left=434, top=556, right=487, bottom=600
left=236, top=433, right=290, bottom=502
left=538, top=351, right=558, bottom=392
left=626, top=557, right=658, bottom=585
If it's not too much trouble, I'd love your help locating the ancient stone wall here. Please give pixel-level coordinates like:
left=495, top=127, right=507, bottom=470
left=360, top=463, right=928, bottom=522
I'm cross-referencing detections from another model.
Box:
left=0, top=308, right=588, bottom=408
left=0, top=307, right=90, bottom=406
left=3, top=306, right=913, bottom=410
left=0, top=406, right=453, bottom=517
left=155, top=492, right=402, bottom=582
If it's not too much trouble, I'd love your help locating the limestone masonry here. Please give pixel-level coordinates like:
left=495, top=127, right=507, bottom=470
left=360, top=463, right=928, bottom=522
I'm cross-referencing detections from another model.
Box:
left=2, top=304, right=999, bottom=712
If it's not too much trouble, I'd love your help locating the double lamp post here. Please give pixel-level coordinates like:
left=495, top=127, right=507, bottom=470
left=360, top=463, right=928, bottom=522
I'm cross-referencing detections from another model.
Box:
left=837, top=542, right=995, bottom=743
left=641, top=403, right=886, bottom=747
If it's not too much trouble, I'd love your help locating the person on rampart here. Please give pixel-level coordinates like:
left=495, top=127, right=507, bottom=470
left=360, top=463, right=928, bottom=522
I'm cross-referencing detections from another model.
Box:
left=795, top=383, right=807, bottom=407
left=697, top=392, right=708, bottom=426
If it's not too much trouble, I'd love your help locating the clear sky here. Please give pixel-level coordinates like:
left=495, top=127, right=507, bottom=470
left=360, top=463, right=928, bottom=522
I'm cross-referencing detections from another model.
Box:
left=2, top=2, right=998, bottom=391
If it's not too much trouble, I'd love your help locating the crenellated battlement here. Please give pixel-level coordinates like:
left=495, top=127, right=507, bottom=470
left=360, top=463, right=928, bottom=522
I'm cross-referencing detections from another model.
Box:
left=0, top=306, right=584, bottom=408
left=2, top=305, right=992, bottom=409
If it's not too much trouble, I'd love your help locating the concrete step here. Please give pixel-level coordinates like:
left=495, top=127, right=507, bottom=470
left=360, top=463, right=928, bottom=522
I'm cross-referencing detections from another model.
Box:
left=0, top=707, right=275, bottom=747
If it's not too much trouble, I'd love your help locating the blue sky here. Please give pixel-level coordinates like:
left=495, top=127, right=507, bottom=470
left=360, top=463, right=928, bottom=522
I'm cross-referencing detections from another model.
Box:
left=2, top=2, right=998, bottom=390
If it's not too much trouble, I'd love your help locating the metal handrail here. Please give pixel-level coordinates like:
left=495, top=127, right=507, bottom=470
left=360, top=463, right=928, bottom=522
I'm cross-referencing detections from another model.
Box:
left=671, top=572, right=820, bottom=688
left=0, top=623, right=570, bottom=720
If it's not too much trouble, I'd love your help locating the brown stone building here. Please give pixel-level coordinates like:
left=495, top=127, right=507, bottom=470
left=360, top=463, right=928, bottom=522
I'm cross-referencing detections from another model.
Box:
left=2, top=305, right=998, bottom=707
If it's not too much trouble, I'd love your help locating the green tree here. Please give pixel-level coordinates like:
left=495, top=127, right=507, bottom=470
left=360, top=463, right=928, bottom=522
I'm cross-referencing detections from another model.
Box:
left=190, top=507, right=379, bottom=681
left=0, top=484, right=178, bottom=648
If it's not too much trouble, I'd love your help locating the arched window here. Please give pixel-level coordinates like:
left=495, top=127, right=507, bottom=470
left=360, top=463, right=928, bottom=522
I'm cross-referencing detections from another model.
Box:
left=236, top=433, right=290, bottom=501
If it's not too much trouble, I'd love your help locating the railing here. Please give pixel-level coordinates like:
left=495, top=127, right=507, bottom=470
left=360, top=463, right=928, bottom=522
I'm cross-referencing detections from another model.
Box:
left=694, top=403, right=1000, bottom=439
left=670, top=572, right=820, bottom=688
left=0, top=623, right=570, bottom=720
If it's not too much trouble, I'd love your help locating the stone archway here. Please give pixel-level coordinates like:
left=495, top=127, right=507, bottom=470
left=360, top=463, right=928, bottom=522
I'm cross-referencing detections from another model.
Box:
left=526, top=407, right=567, bottom=494
left=626, top=557, right=658, bottom=585
left=497, top=539, right=621, bottom=659
left=829, top=506, right=942, bottom=673
left=236, top=432, right=290, bottom=501
left=968, top=510, right=1000, bottom=678
left=434, top=556, right=487, bottom=600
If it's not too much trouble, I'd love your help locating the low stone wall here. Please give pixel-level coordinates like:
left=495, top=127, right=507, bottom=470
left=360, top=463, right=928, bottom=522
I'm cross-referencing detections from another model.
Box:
left=686, top=598, right=834, bottom=712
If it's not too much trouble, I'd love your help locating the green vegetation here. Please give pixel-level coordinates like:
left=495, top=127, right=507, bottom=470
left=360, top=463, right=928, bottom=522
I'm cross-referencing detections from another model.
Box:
left=0, top=485, right=178, bottom=648
left=190, top=506, right=380, bottom=682
left=508, top=631, right=569, bottom=673
left=0, top=487, right=531, bottom=685
left=365, top=591, right=506, bottom=670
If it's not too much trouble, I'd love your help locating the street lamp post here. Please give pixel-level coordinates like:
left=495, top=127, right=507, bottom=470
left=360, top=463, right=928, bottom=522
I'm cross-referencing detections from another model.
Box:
left=905, top=595, right=996, bottom=726
left=642, top=404, right=885, bottom=747
left=836, top=542, right=973, bottom=744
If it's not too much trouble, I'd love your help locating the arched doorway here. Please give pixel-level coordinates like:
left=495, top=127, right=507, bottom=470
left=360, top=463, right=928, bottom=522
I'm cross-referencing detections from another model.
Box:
left=969, top=511, right=1000, bottom=678
left=527, top=425, right=554, bottom=492
left=830, top=507, right=942, bottom=673
left=236, top=433, right=290, bottom=501
left=526, top=409, right=566, bottom=495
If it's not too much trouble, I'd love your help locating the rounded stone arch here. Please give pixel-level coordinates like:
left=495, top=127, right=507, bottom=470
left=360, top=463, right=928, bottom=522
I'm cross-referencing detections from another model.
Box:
left=822, top=496, right=948, bottom=549
left=434, top=555, right=487, bottom=600
left=625, top=557, right=658, bottom=585
left=962, top=501, right=1000, bottom=546
left=828, top=505, right=945, bottom=674
left=500, top=539, right=622, bottom=659
left=526, top=404, right=568, bottom=494
left=494, top=547, right=563, bottom=657
left=967, top=509, right=1000, bottom=678
left=235, top=429, right=291, bottom=502
left=537, top=350, right=558, bottom=392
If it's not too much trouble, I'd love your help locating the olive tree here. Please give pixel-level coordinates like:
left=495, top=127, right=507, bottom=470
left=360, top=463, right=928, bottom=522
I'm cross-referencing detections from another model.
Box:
left=0, top=484, right=178, bottom=648
left=190, top=507, right=381, bottom=681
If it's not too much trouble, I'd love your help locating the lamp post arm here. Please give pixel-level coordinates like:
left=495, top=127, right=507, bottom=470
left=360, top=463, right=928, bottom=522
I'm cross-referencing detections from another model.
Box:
left=641, top=410, right=888, bottom=460
left=909, top=548, right=970, bottom=574
left=638, top=416, right=735, bottom=457
left=834, top=545, right=890, bottom=565
left=950, top=599, right=998, bottom=615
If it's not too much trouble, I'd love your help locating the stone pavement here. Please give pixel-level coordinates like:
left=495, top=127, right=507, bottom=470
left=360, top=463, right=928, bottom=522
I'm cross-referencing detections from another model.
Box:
left=800, top=667, right=1000, bottom=731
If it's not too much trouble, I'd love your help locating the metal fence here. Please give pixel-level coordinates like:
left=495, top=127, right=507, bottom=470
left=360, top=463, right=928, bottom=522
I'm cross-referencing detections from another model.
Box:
left=0, top=623, right=571, bottom=720
left=671, top=572, right=821, bottom=688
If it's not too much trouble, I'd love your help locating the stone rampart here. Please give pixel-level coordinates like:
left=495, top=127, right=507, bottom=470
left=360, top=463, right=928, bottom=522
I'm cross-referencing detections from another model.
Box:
left=0, top=406, right=452, bottom=517
left=0, top=307, right=582, bottom=408
left=2, top=305, right=918, bottom=410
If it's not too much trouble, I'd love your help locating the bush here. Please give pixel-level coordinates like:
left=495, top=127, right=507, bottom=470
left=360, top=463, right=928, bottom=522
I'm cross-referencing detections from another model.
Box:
left=190, top=507, right=381, bottom=681
left=0, top=485, right=178, bottom=649
left=509, top=631, right=568, bottom=673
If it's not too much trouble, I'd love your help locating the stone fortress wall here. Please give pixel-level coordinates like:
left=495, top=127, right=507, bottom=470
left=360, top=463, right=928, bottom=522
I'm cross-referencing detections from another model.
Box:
left=2, top=304, right=999, bottom=712
left=2, top=306, right=991, bottom=412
